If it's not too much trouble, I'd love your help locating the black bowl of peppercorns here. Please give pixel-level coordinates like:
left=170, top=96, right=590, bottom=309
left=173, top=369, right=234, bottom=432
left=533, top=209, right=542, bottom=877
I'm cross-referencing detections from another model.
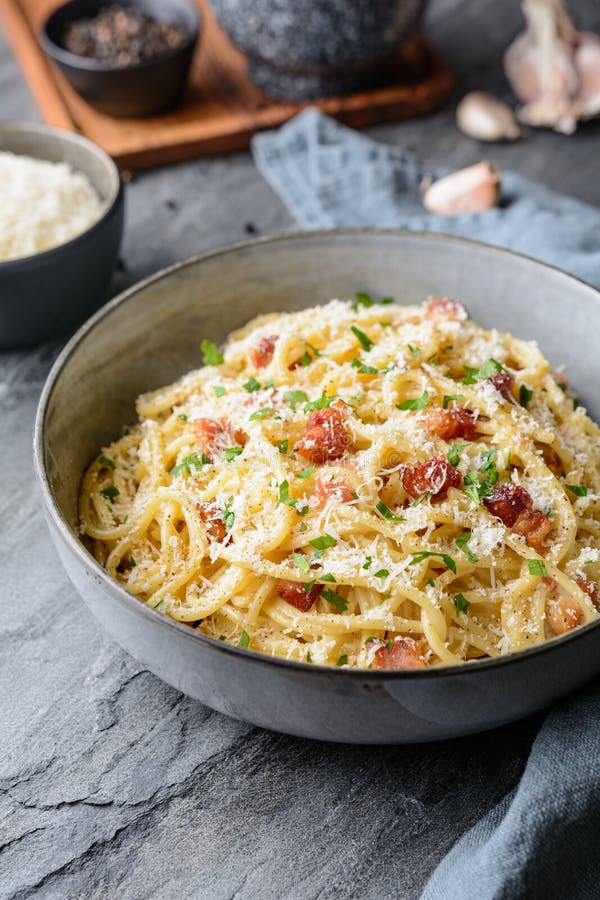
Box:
left=41, top=0, right=200, bottom=117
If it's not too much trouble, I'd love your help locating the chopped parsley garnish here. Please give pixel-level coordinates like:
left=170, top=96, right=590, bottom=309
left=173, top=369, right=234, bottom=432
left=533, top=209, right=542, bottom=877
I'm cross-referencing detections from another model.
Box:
left=309, top=534, right=337, bottom=551
left=351, top=291, right=394, bottom=311
left=154, top=599, right=164, bottom=609
left=277, top=439, right=289, bottom=454
left=480, top=449, right=498, bottom=471
left=365, top=636, right=379, bottom=644
left=170, top=452, right=210, bottom=476
left=461, top=358, right=507, bottom=384
left=299, top=522, right=308, bottom=532
left=447, top=443, right=465, bottom=467
left=411, top=492, right=433, bottom=507
left=376, top=501, right=405, bottom=522
left=464, top=450, right=499, bottom=505
left=201, top=339, right=224, bottom=366
left=453, top=593, right=470, bottom=614
left=519, top=384, right=533, bottom=408
left=300, top=351, right=312, bottom=367
left=425, top=578, right=435, bottom=588
left=320, top=573, right=337, bottom=583
left=336, top=654, right=348, bottom=667
left=213, top=385, right=226, bottom=398
left=379, top=321, right=392, bottom=328
left=177, top=413, right=188, bottom=422
left=129, top=556, right=136, bottom=568
left=99, top=455, right=116, bottom=469
left=304, top=391, right=337, bottom=412
left=101, top=485, right=119, bottom=502
left=407, top=344, right=421, bottom=357
left=296, top=465, right=315, bottom=480
left=396, top=390, right=429, bottom=411
left=223, top=497, right=235, bottom=532
left=223, top=447, right=243, bottom=462
left=320, top=587, right=348, bottom=611
left=238, top=630, right=250, bottom=648
left=410, top=551, right=457, bottom=574
left=243, top=376, right=261, bottom=392
left=291, top=552, right=311, bottom=574
left=306, top=651, right=313, bottom=663
left=278, top=480, right=309, bottom=515
left=350, top=325, right=374, bottom=352
left=566, top=484, right=588, bottom=497
left=528, top=559, right=547, bottom=577
left=351, top=358, right=378, bottom=375
left=443, top=394, right=465, bottom=409
left=283, top=389, right=309, bottom=408
left=455, top=530, right=479, bottom=563
left=218, top=635, right=227, bottom=641
left=249, top=407, right=275, bottom=421
left=374, top=569, right=389, bottom=579
left=363, top=556, right=372, bottom=570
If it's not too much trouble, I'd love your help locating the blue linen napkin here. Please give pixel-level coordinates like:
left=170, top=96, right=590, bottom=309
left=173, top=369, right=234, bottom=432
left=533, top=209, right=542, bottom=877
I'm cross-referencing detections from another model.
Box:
left=252, top=108, right=600, bottom=900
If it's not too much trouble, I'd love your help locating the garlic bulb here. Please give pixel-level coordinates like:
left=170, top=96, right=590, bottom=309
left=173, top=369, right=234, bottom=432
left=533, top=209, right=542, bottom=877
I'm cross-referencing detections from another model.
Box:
left=422, top=162, right=500, bottom=217
left=504, top=0, right=600, bottom=133
left=456, top=92, right=522, bottom=141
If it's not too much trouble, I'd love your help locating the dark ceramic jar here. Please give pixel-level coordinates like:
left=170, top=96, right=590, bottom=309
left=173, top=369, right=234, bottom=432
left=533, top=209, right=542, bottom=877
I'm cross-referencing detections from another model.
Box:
left=209, top=0, right=427, bottom=100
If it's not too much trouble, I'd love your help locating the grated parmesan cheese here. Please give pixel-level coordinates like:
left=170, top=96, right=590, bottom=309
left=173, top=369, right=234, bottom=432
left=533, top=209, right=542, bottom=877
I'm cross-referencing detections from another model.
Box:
left=0, top=151, right=102, bottom=262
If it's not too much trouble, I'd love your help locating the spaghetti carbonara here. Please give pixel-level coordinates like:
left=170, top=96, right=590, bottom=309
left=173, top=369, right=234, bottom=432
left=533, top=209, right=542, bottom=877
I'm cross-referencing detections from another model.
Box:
left=79, top=296, right=600, bottom=669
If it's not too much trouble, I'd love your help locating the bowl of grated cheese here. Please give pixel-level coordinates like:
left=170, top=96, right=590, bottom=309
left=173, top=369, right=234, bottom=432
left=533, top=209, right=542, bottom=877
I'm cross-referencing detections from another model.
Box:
left=0, top=122, right=123, bottom=348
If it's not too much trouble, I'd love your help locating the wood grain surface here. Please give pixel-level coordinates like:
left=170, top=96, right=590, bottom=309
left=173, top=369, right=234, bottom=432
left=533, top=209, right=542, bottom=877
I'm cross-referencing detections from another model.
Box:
left=1, top=0, right=454, bottom=169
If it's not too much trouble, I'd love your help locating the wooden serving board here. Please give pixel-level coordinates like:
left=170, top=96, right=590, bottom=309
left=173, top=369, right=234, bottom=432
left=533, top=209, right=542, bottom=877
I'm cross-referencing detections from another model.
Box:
left=1, top=0, right=454, bottom=171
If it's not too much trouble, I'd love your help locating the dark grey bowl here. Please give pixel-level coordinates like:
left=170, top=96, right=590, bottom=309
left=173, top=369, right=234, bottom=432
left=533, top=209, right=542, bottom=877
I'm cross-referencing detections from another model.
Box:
left=41, top=0, right=200, bottom=117
left=33, top=230, right=600, bottom=743
left=0, top=123, right=123, bottom=349
left=210, top=0, right=426, bottom=99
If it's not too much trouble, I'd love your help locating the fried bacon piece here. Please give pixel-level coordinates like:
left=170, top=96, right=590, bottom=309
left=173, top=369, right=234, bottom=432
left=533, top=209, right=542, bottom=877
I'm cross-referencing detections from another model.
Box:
left=296, top=406, right=350, bottom=463
left=483, top=483, right=552, bottom=551
left=401, top=457, right=461, bottom=500
left=277, top=579, right=321, bottom=612
left=512, top=509, right=554, bottom=552
left=196, top=501, right=226, bottom=543
left=314, top=478, right=354, bottom=508
left=424, top=297, right=467, bottom=322
left=373, top=637, right=426, bottom=670
left=423, top=407, right=477, bottom=441
left=547, top=595, right=584, bottom=635
left=488, top=371, right=514, bottom=398
left=250, top=334, right=278, bottom=369
left=483, top=483, right=531, bottom=528
left=575, top=576, right=600, bottom=610
left=193, top=417, right=246, bottom=460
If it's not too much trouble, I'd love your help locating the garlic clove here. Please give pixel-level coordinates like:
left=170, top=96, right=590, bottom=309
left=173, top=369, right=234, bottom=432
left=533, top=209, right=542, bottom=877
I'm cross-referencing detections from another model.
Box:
left=422, top=162, right=500, bottom=217
left=574, top=32, right=600, bottom=117
left=504, top=0, right=600, bottom=133
left=456, top=91, right=522, bottom=141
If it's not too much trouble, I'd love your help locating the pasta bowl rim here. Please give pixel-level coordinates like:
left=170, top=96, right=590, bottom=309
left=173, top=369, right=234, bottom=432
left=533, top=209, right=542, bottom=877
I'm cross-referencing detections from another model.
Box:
left=33, top=228, right=600, bottom=679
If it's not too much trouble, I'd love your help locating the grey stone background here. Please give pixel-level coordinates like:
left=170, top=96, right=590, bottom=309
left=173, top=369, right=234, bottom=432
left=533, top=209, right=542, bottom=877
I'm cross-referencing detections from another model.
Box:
left=1, top=2, right=599, bottom=897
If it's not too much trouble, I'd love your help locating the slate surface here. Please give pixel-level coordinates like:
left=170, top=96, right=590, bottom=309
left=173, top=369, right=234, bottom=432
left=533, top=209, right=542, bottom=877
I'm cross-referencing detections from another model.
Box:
left=1, top=2, right=600, bottom=896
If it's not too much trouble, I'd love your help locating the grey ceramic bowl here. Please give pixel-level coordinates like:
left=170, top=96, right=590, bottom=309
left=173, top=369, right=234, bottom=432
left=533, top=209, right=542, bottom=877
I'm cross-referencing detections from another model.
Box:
left=210, top=0, right=426, bottom=99
left=34, top=230, right=600, bottom=743
left=0, top=123, right=123, bottom=349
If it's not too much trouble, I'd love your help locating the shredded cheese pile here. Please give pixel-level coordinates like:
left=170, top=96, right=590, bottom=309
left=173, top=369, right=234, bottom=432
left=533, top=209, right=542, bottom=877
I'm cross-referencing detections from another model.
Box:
left=0, top=151, right=102, bottom=262
left=79, top=296, right=600, bottom=669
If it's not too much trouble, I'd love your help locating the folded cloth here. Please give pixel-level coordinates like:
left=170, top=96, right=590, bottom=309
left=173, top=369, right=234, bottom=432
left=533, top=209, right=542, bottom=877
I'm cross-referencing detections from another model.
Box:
left=252, top=109, right=600, bottom=900
left=252, top=107, right=600, bottom=287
